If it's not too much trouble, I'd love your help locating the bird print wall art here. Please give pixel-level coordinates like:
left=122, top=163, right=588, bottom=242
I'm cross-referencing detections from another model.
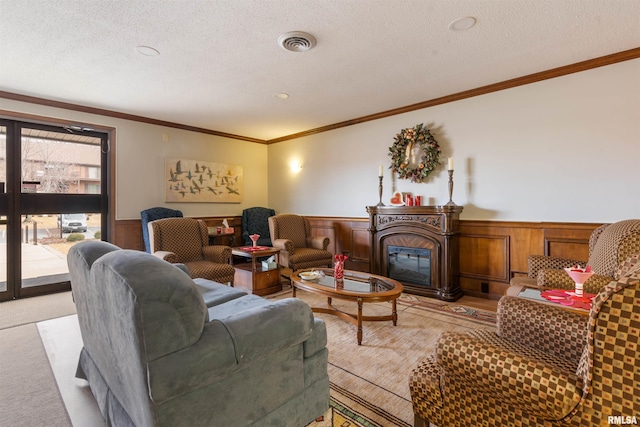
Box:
left=165, top=158, right=243, bottom=203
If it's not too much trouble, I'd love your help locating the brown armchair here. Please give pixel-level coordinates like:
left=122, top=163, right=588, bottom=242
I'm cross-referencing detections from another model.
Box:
left=510, top=219, right=640, bottom=294
left=268, top=214, right=333, bottom=271
left=410, top=266, right=640, bottom=427
left=148, top=217, right=235, bottom=284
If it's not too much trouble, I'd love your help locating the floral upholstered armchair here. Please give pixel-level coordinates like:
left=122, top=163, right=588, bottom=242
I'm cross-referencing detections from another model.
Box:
left=410, top=266, right=640, bottom=427
left=268, top=214, right=333, bottom=271
left=510, top=219, right=640, bottom=294
left=149, top=217, right=235, bottom=285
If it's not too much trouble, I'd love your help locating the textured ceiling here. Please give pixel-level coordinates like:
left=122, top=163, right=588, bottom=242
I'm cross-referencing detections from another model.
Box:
left=1, top=0, right=639, bottom=141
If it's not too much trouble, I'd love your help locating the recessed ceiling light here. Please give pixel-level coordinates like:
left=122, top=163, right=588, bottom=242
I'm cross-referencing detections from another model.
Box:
left=278, top=31, right=316, bottom=52
left=135, top=45, right=160, bottom=56
left=274, top=93, right=289, bottom=99
left=448, top=17, right=476, bottom=31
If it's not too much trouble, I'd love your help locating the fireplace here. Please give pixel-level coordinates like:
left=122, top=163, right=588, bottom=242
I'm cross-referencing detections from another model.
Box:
left=387, top=245, right=431, bottom=287
left=367, top=205, right=463, bottom=301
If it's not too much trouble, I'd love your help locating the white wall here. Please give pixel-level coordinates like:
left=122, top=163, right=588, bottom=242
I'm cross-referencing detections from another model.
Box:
left=2, top=58, right=638, bottom=224
left=0, top=99, right=269, bottom=219
left=267, top=59, right=640, bottom=223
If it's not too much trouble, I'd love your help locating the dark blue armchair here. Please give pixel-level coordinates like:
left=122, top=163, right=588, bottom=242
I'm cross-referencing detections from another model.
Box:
left=241, top=207, right=275, bottom=247
left=140, top=207, right=183, bottom=252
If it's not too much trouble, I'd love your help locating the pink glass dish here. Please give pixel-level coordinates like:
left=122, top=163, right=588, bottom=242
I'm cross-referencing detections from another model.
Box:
left=564, top=268, right=594, bottom=285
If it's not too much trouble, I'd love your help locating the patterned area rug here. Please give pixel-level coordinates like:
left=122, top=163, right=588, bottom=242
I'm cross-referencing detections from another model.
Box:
left=307, top=383, right=405, bottom=427
left=273, top=288, right=498, bottom=427
left=397, top=293, right=497, bottom=325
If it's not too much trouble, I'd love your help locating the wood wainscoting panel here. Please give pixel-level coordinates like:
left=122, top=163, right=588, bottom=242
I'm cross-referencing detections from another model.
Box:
left=545, top=239, right=590, bottom=261
left=542, top=223, right=595, bottom=260
left=457, top=220, right=600, bottom=298
left=350, top=227, right=370, bottom=261
left=114, top=215, right=603, bottom=300
left=114, top=215, right=242, bottom=252
left=114, top=219, right=145, bottom=250
left=311, top=224, right=337, bottom=255
left=459, top=234, right=509, bottom=282
left=307, top=217, right=369, bottom=272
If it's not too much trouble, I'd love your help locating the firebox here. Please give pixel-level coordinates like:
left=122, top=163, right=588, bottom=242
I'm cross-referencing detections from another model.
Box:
left=387, top=245, right=431, bottom=287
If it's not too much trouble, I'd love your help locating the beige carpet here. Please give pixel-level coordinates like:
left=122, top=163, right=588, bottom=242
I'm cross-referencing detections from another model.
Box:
left=0, top=289, right=496, bottom=426
left=287, top=289, right=496, bottom=426
left=0, top=323, right=72, bottom=427
left=0, top=291, right=76, bottom=330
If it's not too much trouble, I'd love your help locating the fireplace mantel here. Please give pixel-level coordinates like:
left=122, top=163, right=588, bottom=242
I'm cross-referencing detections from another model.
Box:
left=366, top=205, right=463, bottom=301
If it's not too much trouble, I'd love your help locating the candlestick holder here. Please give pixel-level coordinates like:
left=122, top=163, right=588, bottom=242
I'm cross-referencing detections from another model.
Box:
left=445, top=170, right=456, bottom=206
left=377, top=176, right=385, bottom=206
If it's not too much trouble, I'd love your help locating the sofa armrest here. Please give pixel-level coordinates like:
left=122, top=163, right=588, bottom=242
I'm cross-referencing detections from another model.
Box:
left=152, top=250, right=179, bottom=264
left=148, top=298, right=315, bottom=403
left=272, top=238, right=294, bottom=254
left=173, top=263, right=190, bottom=275
left=497, top=296, right=587, bottom=361
left=527, top=255, right=585, bottom=278
left=580, top=274, right=612, bottom=294
left=219, top=298, right=314, bottom=364
left=303, top=318, right=327, bottom=358
left=537, top=269, right=611, bottom=294
left=148, top=320, right=239, bottom=403
left=617, top=252, right=640, bottom=278
left=436, top=331, right=583, bottom=420
left=536, top=268, right=575, bottom=289
left=307, top=236, right=329, bottom=250
left=202, top=245, right=231, bottom=264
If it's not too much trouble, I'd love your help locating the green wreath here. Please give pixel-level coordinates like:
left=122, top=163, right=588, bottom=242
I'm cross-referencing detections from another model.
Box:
left=389, top=123, right=441, bottom=183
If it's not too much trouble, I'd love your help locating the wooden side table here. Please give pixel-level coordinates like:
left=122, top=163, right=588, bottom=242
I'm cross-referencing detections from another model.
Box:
left=231, top=247, right=282, bottom=296
left=207, top=227, right=235, bottom=246
left=512, top=285, right=591, bottom=316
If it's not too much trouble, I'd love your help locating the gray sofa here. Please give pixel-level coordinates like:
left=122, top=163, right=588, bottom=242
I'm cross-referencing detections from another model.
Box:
left=67, top=241, right=329, bottom=426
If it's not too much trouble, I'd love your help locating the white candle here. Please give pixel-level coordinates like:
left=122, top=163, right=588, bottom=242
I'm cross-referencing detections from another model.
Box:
left=447, top=157, right=454, bottom=170
left=378, top=164, right=384, bottom=177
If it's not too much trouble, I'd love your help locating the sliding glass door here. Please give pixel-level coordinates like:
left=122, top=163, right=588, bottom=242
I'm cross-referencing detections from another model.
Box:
left=0, top=120, right=109, bottom=301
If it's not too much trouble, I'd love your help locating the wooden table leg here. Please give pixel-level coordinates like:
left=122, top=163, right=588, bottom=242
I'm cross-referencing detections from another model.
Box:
left=292, top=286, right=297, bottom=298
left=392, top=298, right=398, bottom=326
left=357, top=297, right=363, bottom=345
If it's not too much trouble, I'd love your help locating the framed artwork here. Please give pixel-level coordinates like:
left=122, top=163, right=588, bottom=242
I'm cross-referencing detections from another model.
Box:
left=165, top=158, right=243, bottom=203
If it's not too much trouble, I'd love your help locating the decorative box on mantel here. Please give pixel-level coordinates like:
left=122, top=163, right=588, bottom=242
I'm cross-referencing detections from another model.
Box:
left=366, top=205, right=463, bottom=301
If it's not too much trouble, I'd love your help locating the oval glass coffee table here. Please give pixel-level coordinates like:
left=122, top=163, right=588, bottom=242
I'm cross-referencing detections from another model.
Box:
left=291, top=268, right=404, bottom=345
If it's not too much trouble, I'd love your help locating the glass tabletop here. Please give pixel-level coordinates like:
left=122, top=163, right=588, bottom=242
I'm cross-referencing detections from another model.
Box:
left=299, top=273, right=393, bottom=294
left=517, top=287, right=547, bottom=302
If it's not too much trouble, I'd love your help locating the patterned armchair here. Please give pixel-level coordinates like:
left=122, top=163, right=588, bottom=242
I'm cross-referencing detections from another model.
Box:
left=410, top=265, right=640, bottom=427
left=140, top=207, right=183, bottom=253
left=148, top=217, right=235, bottom=284
left=241, top=207, right=275, bottom=247
left=510, top=219, right=640, bottom=294
left=268, top=214, right=333, bottom=271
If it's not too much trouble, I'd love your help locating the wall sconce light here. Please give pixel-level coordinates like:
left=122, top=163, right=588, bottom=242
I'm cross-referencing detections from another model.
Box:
left=290, top=161, right=303, bottom=173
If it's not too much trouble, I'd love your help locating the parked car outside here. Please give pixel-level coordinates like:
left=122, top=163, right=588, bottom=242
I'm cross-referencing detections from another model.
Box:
left=59, top=213, right=88, bottom=233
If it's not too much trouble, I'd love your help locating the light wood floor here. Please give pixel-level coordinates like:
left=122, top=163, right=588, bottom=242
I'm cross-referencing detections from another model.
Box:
left=455, top=295, right=499, bottom=312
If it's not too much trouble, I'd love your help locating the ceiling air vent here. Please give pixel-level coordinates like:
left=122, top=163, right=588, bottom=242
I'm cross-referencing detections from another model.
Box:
left=278, top=31, right=316, bottom=52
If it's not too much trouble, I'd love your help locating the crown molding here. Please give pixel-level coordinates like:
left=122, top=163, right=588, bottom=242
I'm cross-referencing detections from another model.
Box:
left=1, top=47, right=638, bottom=145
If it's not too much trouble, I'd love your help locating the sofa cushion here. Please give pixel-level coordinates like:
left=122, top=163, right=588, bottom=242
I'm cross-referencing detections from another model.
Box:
left=193, top=278, right=247, bottom=307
